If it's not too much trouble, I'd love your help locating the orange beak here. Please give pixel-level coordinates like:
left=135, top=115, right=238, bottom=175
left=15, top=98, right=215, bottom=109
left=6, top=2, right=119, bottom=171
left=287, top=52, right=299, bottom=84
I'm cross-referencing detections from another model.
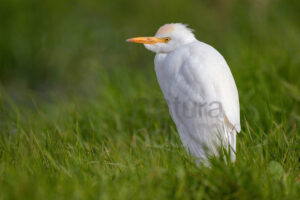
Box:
left=126, top=37, right=165, bottom=44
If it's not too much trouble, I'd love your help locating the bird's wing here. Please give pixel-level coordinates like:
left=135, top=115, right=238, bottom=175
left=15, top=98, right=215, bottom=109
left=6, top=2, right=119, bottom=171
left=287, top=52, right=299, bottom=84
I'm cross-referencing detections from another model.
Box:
left=168, top=46, right=240, bottom=136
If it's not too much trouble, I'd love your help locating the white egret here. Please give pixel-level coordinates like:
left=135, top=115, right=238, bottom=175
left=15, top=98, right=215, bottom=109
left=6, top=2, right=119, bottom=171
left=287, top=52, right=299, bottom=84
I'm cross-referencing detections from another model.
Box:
left=127, top=23, right=240, bottom=163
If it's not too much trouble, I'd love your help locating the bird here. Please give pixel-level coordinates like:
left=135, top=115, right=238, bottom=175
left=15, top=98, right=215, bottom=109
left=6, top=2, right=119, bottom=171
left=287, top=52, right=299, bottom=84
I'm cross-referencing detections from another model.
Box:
left=127, top=23, right=240, bottom=164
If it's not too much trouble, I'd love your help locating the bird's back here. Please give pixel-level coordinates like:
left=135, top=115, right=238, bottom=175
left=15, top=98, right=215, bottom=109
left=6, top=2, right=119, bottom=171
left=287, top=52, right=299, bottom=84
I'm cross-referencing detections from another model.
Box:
left=154, top=41, right=240, bottom=162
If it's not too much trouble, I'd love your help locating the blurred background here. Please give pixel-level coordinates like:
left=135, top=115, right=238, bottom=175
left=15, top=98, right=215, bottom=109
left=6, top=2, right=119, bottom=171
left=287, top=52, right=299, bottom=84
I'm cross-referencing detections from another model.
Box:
left=1, top=0, right=299, bottom=96
left=1, top=0, right=300, bottom=138
left=1, top=0, right=300, bottom=136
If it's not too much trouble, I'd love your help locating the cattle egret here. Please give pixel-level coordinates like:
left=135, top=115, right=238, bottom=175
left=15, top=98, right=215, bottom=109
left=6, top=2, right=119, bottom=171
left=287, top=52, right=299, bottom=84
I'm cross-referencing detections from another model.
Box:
left=127, top=23, right=240, bottom=163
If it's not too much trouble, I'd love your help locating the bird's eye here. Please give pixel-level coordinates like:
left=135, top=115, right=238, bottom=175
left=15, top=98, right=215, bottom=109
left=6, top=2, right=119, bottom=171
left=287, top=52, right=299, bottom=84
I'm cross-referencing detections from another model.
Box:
left=164, top=37, right=171, bottom=43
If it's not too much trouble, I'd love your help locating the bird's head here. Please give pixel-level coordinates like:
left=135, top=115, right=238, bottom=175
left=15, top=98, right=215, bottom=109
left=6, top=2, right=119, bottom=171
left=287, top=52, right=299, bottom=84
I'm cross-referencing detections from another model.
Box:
left=127, top=23, right=196, bottom=54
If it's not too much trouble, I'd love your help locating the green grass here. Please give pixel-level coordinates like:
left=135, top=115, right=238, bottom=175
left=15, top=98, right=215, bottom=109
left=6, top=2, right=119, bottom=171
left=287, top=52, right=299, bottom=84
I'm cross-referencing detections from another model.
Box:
left=0, top=0, right=300, bottom=199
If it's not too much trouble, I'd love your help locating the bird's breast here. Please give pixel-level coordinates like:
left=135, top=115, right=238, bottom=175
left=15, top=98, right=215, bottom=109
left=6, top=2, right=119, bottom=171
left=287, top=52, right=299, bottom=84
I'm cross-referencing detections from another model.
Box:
left=154, top=53, right=184, bottom=97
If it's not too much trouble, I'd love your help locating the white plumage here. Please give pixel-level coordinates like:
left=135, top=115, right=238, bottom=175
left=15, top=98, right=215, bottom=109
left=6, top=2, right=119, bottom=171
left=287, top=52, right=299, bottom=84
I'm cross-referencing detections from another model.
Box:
left=127, top=23, right=240, bottom=163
